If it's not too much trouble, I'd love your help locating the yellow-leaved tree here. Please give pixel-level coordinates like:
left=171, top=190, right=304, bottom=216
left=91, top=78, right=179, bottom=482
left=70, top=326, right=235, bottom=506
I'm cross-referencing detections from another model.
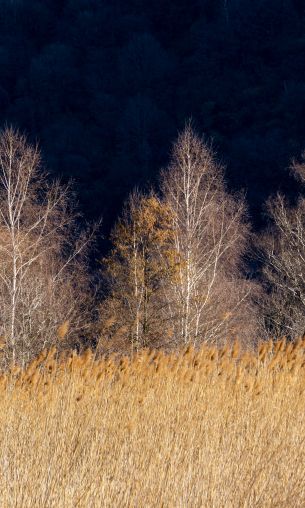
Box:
left=99, top=192, right=180, bottom=353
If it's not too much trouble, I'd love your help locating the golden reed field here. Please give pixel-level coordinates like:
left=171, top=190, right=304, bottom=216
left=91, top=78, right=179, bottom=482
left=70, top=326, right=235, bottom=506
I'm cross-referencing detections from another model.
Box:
left=1, top=339, right=305, bottom=507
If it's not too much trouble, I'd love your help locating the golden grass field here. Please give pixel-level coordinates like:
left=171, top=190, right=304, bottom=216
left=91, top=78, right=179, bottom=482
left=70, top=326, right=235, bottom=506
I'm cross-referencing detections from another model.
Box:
left=1, top=339, right=305, bottom=507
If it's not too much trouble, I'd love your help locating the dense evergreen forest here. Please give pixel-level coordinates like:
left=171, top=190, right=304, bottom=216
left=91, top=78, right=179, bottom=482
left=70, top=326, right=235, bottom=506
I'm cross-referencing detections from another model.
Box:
left=0, top=0, right=304, bottom=235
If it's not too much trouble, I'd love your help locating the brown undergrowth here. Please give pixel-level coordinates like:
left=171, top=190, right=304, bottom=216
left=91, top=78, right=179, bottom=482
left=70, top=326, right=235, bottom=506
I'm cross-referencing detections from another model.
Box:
left=0, top=338, right=305, bottom=507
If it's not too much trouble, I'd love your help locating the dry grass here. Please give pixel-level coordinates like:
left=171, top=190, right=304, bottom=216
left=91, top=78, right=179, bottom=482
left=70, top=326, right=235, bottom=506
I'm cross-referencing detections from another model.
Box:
left=1, top=339, right=305, bottom=507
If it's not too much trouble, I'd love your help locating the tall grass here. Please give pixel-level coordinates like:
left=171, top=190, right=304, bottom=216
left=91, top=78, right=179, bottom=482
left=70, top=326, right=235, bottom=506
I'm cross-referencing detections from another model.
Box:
left=1, top=339, right=305, bottom=507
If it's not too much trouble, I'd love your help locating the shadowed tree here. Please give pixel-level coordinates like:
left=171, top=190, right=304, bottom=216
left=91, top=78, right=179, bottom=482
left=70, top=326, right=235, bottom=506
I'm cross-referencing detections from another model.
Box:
left=258, top=152, right=305, bottom=339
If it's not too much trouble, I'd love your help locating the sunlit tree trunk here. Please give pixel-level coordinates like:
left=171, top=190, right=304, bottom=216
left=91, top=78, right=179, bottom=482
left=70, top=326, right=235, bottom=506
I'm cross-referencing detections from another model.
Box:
left=161, top=124, right=255, bottom=347
left=0, top=128, right=95, bottom=364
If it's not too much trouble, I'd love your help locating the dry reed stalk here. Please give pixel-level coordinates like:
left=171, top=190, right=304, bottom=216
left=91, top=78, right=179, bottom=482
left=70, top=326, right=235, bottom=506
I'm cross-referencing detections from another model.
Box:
left=0, top=340, right=304, bottom=506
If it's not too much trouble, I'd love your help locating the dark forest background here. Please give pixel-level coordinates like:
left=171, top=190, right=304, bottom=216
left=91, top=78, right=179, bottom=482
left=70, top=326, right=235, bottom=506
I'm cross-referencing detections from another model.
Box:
left=0, top=0, right=304, bottom=239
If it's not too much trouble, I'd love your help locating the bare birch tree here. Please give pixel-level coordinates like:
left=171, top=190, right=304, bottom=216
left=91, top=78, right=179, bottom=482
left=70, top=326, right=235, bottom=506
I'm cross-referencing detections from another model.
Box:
left=161, top=124, right=258, bottom=347
left=0, top=127, right=95, bottom=365
left=258, top=153, right=305, bottom=339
